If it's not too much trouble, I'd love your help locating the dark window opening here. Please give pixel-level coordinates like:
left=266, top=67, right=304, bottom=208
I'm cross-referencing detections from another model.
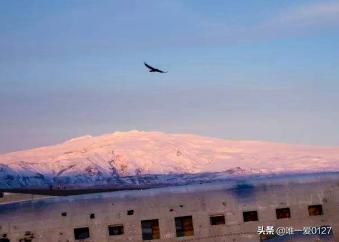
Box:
left=308, top=204, right=323, bottom=216
left=210, top=215, right=225, bottom=225
left=108, top=225, right=124, bottom=236
left=90, top=213, right=95, bottom=219
left=175, top=216, right=194, bottom=237
left=169, top=208, right=174, bottom=212
left=0, top=234, right=9, bottom=242
left=243, top=211, right=258, bottom=222
left=61, top=212, right=67, bottom=217
left=141, top=219, right=160, bottom=240
left=276, top=208, right=291, bottom=219
left=74, top=227, right=90, bottom=240
left=179, top=205, right=184, bottom=208
left=127, top=210, right=134, bottom=215
left=18, top=231, right=34, bottom=242
left=259, top=233, right=279, bottom=241
left=0, top=192, right=3, bottom=198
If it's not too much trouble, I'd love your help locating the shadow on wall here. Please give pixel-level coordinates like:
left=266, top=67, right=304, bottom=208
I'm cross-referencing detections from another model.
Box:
left=229, top=182, right=256, bottom=199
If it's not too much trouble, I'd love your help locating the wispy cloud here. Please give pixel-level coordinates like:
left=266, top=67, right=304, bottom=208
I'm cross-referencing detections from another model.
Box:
left=176, top=1, right=339, bottom=46
left=1, top=1, right=338, bottom=61
left=279, top=2, right=339, bottom=25
left=262, top=1, right=339, bottom=33
left=206, top=1, right=339, bottom=44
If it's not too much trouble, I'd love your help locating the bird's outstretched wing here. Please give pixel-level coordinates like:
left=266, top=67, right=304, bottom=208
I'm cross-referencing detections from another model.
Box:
left=144, top=62, right=167, bottom=73
left=144, top=62, right=156, bottom=71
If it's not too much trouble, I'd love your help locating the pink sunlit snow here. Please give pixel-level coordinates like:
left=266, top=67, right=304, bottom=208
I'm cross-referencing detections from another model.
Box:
left=0, top=130, right=339, bottom=188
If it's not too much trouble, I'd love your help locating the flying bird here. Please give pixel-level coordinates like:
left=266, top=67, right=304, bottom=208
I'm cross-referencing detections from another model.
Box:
left=144, top=62, right=167, bottom=73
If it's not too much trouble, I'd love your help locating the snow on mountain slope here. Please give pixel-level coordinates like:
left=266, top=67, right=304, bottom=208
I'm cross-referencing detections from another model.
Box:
left=0, top=130, right=339, bottom=188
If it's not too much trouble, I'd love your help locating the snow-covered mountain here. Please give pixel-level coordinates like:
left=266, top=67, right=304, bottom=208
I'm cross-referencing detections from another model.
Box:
left=0, top=130, right=339, bottom=188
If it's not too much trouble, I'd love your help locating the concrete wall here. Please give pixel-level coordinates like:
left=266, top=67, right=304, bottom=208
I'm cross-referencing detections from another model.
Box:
left=0, top=193, right=48, bottom=205
left=0, top=174, right=338, bottom=242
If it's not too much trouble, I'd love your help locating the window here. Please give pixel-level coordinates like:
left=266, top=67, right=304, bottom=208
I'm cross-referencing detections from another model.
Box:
left=61, top=212, right=67, bottom=217
left=0, top=234, right=9, bottom=242
left=308, top=204, right=323, bottom=216
left=74, top=227, right=90, bottom=240
left=276, top=208, right=291, bottom=219
left=141, top=219, right=160, bottom=240
left=108, top=225, right=124, bottom=236
left=90, top=213, right=95, bottom=219
left=24, top=231, right=33, bottom=237
left=127, top=210, right=134, bottom=215
left=175, top=216, right=194, bottom=237
left=0, top=192, right=3, bottom=198
left=210, top=215, right=225, bottom=225
left=243, top=211, right=258, bottom=222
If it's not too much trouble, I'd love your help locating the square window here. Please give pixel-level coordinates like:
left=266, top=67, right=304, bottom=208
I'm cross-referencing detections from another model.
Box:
left=90, top=213, right=95, bottom=219
left=243, top=211, right=258, bottom=222
left=175, top=216, right=194, bottom=237
left=141, top=219, right=160, bottom=240
left=74, top=227, right=90, bottom=240
left=308, top=204, right=323, bottom=216
left=276, top=208, right=291, bottom=219
left=1, top=234, right=9, bottom=242
left=0, top=235, right=10, bottom=242
left=210, top=215, right=225, bottom=225
left=108, top=225, right=124, bottom=236
left=127, top=210, right=134, bottom=215
left=61, top=212, right=67, bottom=217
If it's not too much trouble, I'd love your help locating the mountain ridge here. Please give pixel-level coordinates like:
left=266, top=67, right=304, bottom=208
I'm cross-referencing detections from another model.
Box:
left=1, top=130, right=339, bottom=188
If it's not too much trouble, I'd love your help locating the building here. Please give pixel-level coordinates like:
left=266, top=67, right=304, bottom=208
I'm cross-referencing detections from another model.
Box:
left=0, top=172, right=338, bottom=242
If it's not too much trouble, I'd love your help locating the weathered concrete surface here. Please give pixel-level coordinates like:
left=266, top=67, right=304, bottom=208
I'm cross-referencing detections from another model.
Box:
left=0, top=173, right=338, bottom=242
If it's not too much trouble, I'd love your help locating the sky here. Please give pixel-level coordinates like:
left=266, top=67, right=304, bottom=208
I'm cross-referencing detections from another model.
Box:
left=1, top=0, right=339, bottom=153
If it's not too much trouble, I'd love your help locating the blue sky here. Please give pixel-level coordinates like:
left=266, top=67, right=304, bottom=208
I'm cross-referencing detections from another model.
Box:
left=1, top=0, right=339, bottom=153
